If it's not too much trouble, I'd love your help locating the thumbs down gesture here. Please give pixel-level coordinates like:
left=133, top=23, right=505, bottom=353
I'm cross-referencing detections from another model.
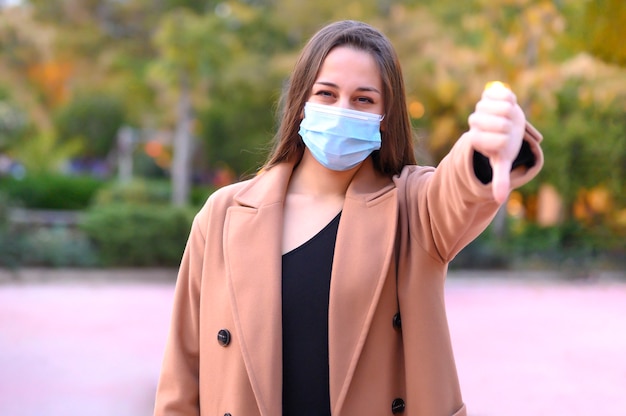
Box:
left=468, top=81, right=527, bottom=204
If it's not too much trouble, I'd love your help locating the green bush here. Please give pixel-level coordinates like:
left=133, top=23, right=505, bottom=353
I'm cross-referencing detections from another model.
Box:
left=0, top=230, right=27, bottom=269
left=451, top=218, right=626, bottom=271
left=79, top=204, right=195, bottom=267
left=92, top=179, right=171, bottom=205
left=0, top=174, right=105, bottom=210
left=0, top=191, right=23, bottom=268
left=0, top=190, right=10, bottom=224
left=450, top=226, right=509, bottom=270
left=0, top=190, right=98, bottom=268
left=92, top=178, right=216, bottom=207
left=507, top=221, right=626, bottom=269
left=20, top=226, right=100, bottom=268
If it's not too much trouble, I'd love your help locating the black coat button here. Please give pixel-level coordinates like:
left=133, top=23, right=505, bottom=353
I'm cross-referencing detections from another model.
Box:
left=217, top=329, right=231, bottom=346
left=392, top=312, right=402, bottom=330
left=391, top=398, right=405, bottom=414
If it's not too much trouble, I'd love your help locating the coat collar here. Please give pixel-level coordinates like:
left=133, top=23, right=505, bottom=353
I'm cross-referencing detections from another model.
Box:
left=232, top=158, right=395, bottom=207
left=225, top=159, right=397, bottom=416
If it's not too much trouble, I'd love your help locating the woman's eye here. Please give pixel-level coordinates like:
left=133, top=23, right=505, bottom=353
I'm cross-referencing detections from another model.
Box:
left=356, top=97, right=374, bottom=104
left=316, top=90, right=333, bottom=97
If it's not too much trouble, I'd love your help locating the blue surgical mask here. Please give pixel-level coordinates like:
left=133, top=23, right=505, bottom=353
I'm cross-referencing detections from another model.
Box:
left=299, top=102, right=383, bottom=171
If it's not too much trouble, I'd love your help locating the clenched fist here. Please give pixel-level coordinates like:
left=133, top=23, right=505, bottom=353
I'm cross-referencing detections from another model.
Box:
left=468, top=82, right=526, bottom=204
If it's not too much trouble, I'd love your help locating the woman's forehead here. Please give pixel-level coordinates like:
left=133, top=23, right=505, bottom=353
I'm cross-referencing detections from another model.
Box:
left=315, top=46, right=382, bottom=89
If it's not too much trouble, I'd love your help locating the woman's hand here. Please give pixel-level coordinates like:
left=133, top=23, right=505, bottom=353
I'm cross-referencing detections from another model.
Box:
left=468, top=82, right=526, bottom=204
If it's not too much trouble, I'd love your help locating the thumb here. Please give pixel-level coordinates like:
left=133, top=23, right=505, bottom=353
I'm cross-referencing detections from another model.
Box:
left=491, top=155, right=512, bottom=204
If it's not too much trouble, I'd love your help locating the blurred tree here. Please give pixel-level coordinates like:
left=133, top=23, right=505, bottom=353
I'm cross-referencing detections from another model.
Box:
left=273, top=0, right=389, bottom=45
left=377, top=1, right=569, bottom=240
left=1, top=0, right=624, bottom=225
left=10, top=130, right=82, bottom=174
left=27, top=60, right=74, bottom=107
left=198, top=76, right=279, bottom=176
left=0, top=6, right=55, bottom=131
left=149, top=2, right=293, bottom=201
left=149, top=7, right=239, bottom=205
left=196, top=3, right=290, bottom=175
left=536, top=79, right=626, bottom=211
left=578, top=0, right=626, bottom=66
left=0, top=89, right=28, bottom=152
left=54, top=92, right=126, bottom=158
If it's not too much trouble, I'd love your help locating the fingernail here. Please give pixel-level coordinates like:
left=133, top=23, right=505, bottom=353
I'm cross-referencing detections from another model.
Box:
left=484, top=81, right=511, bottom=91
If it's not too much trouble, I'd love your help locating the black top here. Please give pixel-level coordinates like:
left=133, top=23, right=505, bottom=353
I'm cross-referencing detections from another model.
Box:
left=282, top=212, right=341, bottom=416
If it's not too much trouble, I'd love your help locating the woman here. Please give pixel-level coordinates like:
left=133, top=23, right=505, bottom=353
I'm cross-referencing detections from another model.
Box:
left=154, top=20, right=543, bottom=416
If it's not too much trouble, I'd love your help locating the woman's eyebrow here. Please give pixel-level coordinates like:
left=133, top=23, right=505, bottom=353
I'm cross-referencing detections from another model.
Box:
left=314, top=81, right=381, bottom=94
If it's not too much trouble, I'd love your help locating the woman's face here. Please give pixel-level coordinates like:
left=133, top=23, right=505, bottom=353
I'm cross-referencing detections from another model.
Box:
left=307, top=46, right=384, bottom=116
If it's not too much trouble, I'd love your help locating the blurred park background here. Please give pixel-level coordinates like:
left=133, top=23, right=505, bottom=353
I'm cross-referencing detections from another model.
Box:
left=0, top=0, right=625, bottom=270
left=1, top=2, right=625, bottom=416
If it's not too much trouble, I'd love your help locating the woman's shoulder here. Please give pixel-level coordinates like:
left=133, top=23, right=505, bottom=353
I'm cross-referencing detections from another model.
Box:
left=392, top=163, right=436, bottom=186
left=196, top=165, right=286, bottom=212
left=187, top=178, right=255, bottom=237
left=199, top=176, right=257, bottom=211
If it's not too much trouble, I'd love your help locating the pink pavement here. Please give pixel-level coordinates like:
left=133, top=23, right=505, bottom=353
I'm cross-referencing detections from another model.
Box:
left=0, top=269, right=625, bottom=416
left=0, top=274, right=174, bottom=416
left=446, top=271, right=626, bottom=416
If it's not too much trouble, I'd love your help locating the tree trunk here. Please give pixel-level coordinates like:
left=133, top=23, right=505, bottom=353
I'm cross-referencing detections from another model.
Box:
left=116, top=126, right=134, bottom=183
left=171, top=72, right=193, bottom=206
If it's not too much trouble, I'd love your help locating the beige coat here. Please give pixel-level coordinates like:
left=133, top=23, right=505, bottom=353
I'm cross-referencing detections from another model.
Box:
left=154, top=126, right=543, bottom=416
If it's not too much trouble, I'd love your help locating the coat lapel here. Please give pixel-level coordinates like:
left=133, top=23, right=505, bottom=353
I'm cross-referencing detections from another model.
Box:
left=224, top=160, right=397, bottom=416
left=328, top=162, right=398, bottom=415
left=224, top=164, right=293, bottom=416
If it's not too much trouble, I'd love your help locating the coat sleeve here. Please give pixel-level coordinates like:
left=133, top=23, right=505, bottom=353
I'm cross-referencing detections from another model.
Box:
left=400, top=121, right=543, bottom=263
left=153, top=207, right=209, bottom=416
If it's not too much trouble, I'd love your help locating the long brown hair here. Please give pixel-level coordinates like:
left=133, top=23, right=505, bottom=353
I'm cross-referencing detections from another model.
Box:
left=263, top=20, right=416, bottom=176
